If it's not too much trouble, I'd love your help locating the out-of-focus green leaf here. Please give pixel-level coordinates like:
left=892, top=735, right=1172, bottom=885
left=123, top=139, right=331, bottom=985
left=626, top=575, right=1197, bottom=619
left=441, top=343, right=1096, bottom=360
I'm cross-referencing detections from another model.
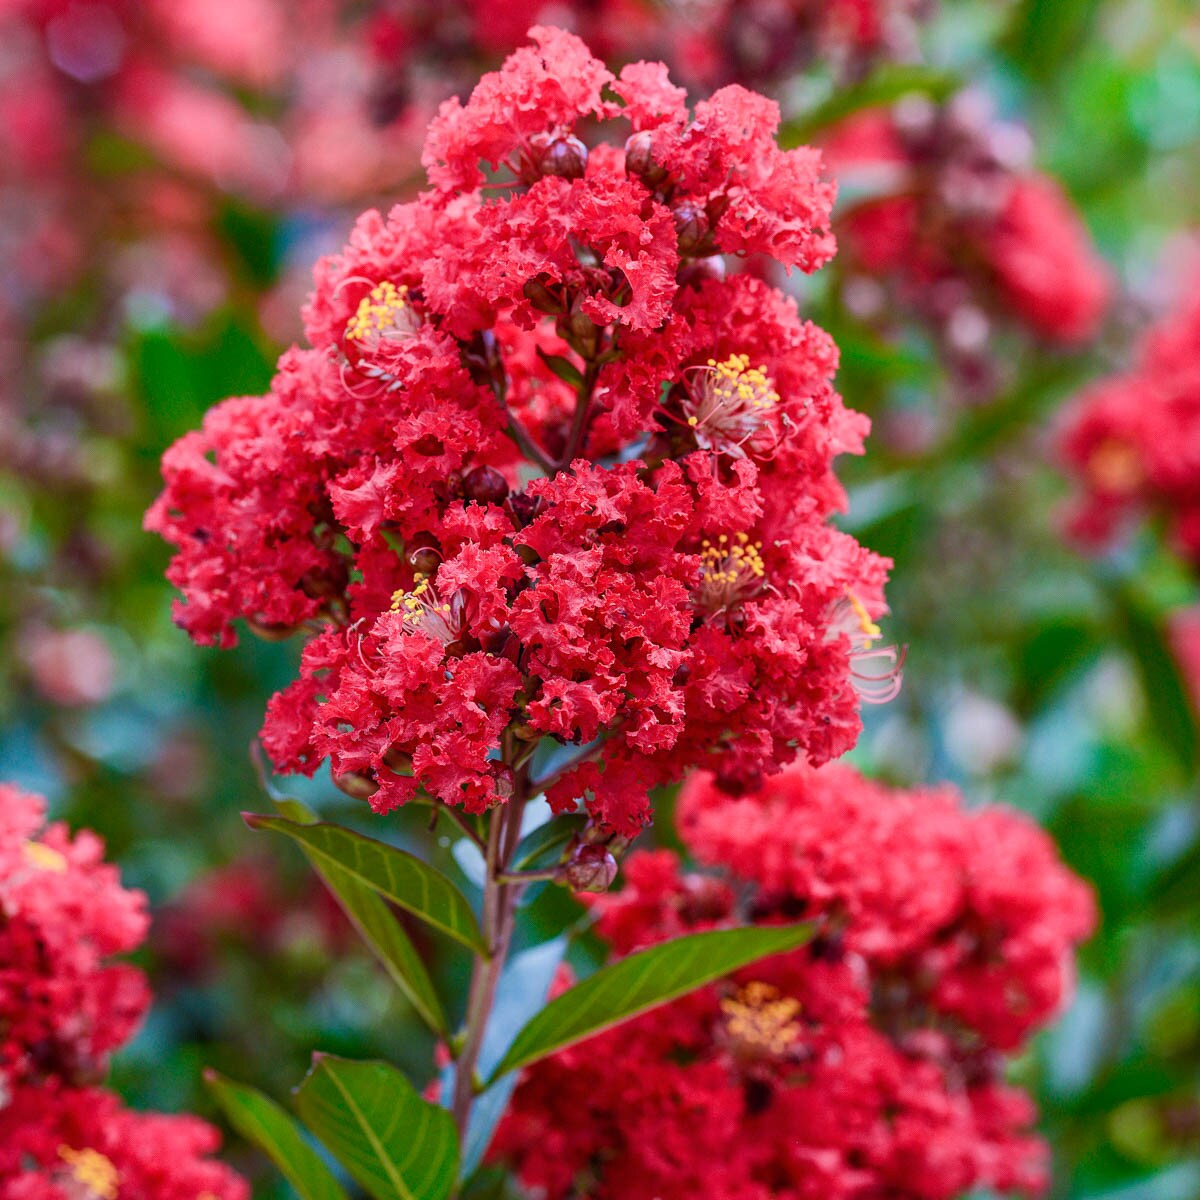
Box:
left=205, top=1071, right=348, bottom=1200
left=1106, top=582, right=1199, bottom=779
left=272, top=798, right=448, bottom=1036
left=1147, top=835, right=1200, bottom=917
left=510, top=814, right=587, bottom=873
left=782, top=65, right=960, bottom=144
left=244, top=813, right=487, bottom=954
left=294, top=1056, right=458, bottom=1200
left=487, top=923, right=813, bottom=1082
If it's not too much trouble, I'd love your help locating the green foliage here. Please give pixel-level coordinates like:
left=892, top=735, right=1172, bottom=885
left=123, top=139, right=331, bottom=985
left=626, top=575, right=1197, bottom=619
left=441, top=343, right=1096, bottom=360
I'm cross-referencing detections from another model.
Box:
left=272, top=798, right=449, bottom=1036
left=205, top=1073, right=350, bottom=1200
left=294, top=1056, right=459, bottom=1200
left=245, top=813, right=488, bottom=954
left=488, top=923, right=814, bottom=1081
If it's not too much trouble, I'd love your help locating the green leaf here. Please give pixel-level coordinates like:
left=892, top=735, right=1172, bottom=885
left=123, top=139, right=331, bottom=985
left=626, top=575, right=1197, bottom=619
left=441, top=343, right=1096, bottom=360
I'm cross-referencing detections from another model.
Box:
left=1106, top=581, right=1199, bottom=779
left=1147, top=834, right=1200, bottom=917
left=781, top=65, right=959, bottom=145
left=510, top=813, right=587, bottom=873
left=205, top=1072, right=348, bottom=1200
left=271, top=799, right=448, bottom=1036
left=487, top=922, right=813, bottom=1082
left=244, top=813, right=487, bottom=954
left=294, top=1056, right=458, bottom=1200
left=535, top=347, right=584, bottom=387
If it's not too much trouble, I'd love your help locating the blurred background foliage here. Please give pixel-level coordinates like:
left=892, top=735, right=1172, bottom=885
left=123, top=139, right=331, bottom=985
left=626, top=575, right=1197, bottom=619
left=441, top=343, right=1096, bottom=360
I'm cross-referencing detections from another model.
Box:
left=1, top=0, right=1199, bottom=1196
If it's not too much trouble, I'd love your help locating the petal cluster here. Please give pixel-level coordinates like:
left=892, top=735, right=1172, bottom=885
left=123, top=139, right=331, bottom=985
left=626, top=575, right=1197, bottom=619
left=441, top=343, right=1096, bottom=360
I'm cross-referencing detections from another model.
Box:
left=0, top=784, right=245, bottom=1200
left=1059, top=283, right=1200, bottom=569
left=147, top=28, right=892, bottom=835
left=493, top=760, right=1095, bottom=1199
left=825, top=98, right=1110, bottom=386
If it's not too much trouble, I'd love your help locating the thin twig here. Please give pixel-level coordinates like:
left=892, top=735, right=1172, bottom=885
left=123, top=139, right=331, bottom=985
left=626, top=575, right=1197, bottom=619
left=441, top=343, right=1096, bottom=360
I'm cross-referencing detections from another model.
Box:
left=437, top=803, right=487, bottom=851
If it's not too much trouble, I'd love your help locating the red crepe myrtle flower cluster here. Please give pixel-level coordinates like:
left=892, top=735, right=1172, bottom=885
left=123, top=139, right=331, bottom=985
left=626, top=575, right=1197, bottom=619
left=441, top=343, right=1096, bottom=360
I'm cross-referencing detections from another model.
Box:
left=493, top=760, right=1095, bottom=1200
left=148, top=27, right=896, bottom=835
left=0, top=1085, right=246, bottom=1200
left=826, top=94, right=1110, bottom=392
left=0, top=783, right=246, bottom=1200
left=1059, top=283, right=1200, bottom=570
left=667, top=0, right=932, bottom=92
left=0, top=783, right=149, bottom=1091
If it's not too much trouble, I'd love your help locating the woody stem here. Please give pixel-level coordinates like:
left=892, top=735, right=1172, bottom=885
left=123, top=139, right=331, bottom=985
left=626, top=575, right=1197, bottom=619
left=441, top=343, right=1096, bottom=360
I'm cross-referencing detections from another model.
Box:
left=451, top=784, right=527, bottom=1139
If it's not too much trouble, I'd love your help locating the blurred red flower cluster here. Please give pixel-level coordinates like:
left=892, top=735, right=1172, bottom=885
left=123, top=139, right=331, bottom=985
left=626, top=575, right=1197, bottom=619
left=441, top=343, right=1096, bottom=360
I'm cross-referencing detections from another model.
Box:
left=0, top=783, right=245, bottom=1200
left=495, top=759, right=1095, bottom=1200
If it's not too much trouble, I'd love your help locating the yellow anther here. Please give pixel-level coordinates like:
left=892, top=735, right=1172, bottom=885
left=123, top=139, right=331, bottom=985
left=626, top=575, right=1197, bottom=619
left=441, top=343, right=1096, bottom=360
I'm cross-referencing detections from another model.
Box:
left=681, top=353, right=780, bottom=458
left=721, top=982, right=802, bottom=1057
left=846, top=591, right=882, bottom=641
left=345, top=282, right=412, bottom=343
left=58, top=1148, right=119, bottom=1200
left=1088, top=438, right=1143, bottom=495
left=24, top=841, right=68, bottom=873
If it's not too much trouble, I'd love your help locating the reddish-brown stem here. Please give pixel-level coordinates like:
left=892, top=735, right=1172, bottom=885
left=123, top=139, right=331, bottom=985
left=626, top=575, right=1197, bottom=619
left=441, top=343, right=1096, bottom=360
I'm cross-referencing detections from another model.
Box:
left=451, top=785, right=529, bottom=1138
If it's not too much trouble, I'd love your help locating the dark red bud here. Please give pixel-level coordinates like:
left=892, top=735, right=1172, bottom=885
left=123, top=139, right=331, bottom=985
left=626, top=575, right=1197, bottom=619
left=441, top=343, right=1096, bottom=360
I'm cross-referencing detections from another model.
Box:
left=463, top=465, right=509, bottom=506
left=245, top=617, right=301, bottom=641
left=523, top=275, right=564, bottom=315
left=625, top=130, right=667, bottom=186
left=676, top=255, right=726, bottom=290
left=492, top=764, right=516, bottom=800
left=533, top=132, right=589, bottom=179
left=557, top=843, right=618, bottom=893
left=672, top=200, right=712, bottom=257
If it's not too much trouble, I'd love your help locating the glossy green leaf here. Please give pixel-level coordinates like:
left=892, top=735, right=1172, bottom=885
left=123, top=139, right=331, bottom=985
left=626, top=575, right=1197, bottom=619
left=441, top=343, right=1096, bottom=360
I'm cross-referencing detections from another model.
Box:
left=244, top=813, right=487, bottom=954
left=205, top=1071, right=348, bottom=1200
left=271, top=799, right=448, bottom=1036
left=488, top=922, right=813, bottom=1082
left=294, top=1056, right=458, bottom=1200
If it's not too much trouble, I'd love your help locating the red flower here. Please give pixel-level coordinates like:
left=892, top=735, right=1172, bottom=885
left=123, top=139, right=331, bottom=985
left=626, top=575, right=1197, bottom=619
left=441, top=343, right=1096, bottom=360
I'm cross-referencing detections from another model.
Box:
left=826, top=98, right=1110, bottom=389
left=148, top=27, right=893, bottom=836
left=1060, top=283, right=1200, bottom=569
left=0, top=1084, right=246, bottom=1200
left=493, top=760, right=1094, bottom=1198
left=0, top=784, right=150, bottom=1091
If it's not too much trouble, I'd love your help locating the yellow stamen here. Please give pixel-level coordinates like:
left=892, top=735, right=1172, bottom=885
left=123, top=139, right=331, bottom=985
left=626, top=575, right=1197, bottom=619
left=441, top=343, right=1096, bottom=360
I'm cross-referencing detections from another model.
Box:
left=846, top=591, right=882, bottom=641
left=721, top=981, right=802, bottom=1057
left=58, top=1148, right=119, bottom=1200
left=1087, top=438, right=1143, bottom=495
left=345, top=282, right=411, bottom=342
left=703, top=354, right=780, bottom=412
left=24, top=841, right=68, bottom=873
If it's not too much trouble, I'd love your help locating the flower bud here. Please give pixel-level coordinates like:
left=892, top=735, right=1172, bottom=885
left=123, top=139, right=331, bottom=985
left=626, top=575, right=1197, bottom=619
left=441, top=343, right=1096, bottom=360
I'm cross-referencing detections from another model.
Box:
left=333, top=770, right=379, bottom=800
left=530, top=131, right=589, bottom=180
left=523, top=275, right=565, bottom=315
left=672, top=201, right=712, bottom=257
left=492, top=764, right=516, bottom=800
left=624, top=130, right=668, bottom=186
left=407, top=535, right=442, bottom=577
left=383, top=746, right=414, bottom=774
left=463, top=465, right=509, bottom=505
left=557, top=843, right=618, bottom=893
left=245, top=617, right=301, bottom=642
left=676, top=255, right=726, bottom=290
